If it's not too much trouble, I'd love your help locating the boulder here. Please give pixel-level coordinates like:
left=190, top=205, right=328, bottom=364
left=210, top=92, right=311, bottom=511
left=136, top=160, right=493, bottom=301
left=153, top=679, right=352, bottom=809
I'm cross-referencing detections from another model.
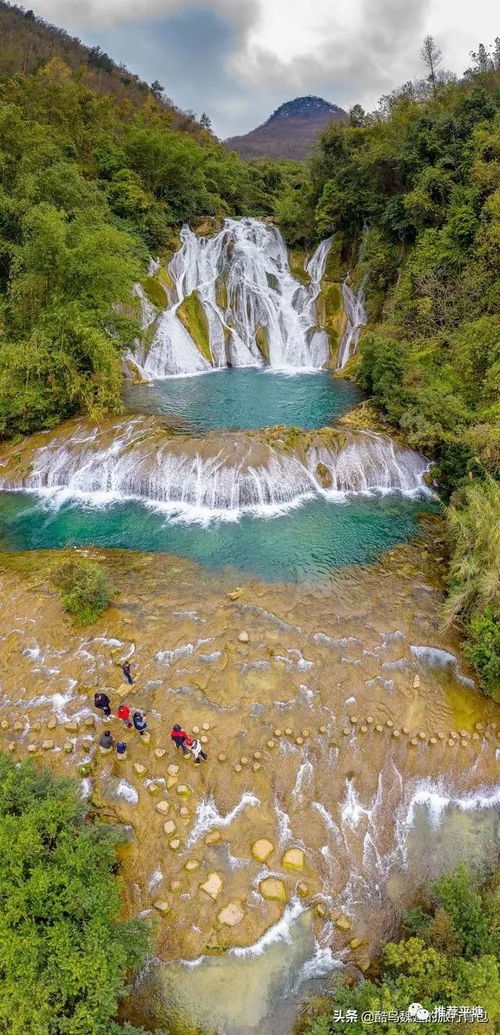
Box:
left=297, top=882, right=309, bottom=898
left=336, top=916, right=351, bottom=931
left=176, top=784, right=191, bottom=796
left=413, top=674, right=421, bottom=689
left=163, top=820, right=176, bottom=836
left=200, top=872, right=223, bottom=901
left=155, top=800, right=170, bottom=815
left=218, top=900, right=245, bottom=927
left=282, top=848, right=304, bottom=871
left=84, top=716, right=95, bottom=728
left=64, top=721, right=78, bottom=732
left=349, top=937, right=362, bottom=949
left=179, top=806, right=190, bottom=818
left=46, top=717, right=57, bottom=730
left=153, top=900, right=170, bottom=913
left=205, top=829, right=222, bottom=845
left=155, top=748, right=166, bottom=759
left=41, top=740, right=55, bottom=751
left=134, top=763, right=147, bottom=776
left=259, top=877, right=287, bottom=902
left=252, top=838, right=274, bottom=863
left=167, top=764, right=179, bottom=776
left=185, top=859, right=200, bottom=872
left=169, top=838, right=181, bottom=850
left=316, top=462, right=332, bottom=489
left=238, top=631, right=249, bottom=643
left=316, top=904, right=326, bottom=918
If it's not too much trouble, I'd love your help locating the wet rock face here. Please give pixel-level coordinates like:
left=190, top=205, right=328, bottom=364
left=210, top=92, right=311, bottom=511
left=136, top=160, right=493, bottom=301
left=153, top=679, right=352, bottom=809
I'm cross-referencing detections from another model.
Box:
left=0, top=537, right=497, bottom=978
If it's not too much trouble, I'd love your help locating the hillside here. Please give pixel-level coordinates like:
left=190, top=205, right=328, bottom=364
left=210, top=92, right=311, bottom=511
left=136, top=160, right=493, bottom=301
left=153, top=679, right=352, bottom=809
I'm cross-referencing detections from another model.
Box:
left=0, top=0, right=200, bottom=134
left=226, top=95, right=347, bottom=159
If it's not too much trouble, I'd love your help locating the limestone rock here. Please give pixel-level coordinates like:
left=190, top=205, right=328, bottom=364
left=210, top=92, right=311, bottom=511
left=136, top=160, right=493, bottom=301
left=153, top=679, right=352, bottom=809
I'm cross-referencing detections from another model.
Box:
left=167, top=775, right=178, bottom=789
left=14, top=721, right=24, bottom=732
left=84, top=716, right=95, bottom=728
left=282, top=848, right=304, bottom=871
left=134, top=763, right=147, bottom=775
left=185, top=859, right=200, bottom=872
left=147, top=783, right=160, bottom=795
left=259, top=877, right=287, bottom=902
left=252, top=838, right=274, bottom=863
left=179, top=806, right=191, bottom=818
left=336, top=916, right=351, bottom=931
left=154, top=748, right=166, bottom=759
left=169, top=838, right=181, bottom=850
left=176, top=784, right=191, bottom=796
left=297, top=882, right=309, bottom=898
left=42, top=739, right=54, bottom=750
left=27, top=744, right=37, bottom=753
left=153, top=900, right=170, bottom=913
left=167, top=764, right=179, bottom=776
left=349, top=937, right=362, bottom=949
left=202, top=722, right=210, bottom=731
left=316, top=904, right=326, bottom=918
left=163, top=820, right=176, bottom=835
left=155, top=800, right=170, bottom=815
left=413, top=674, right=421, bottom=689
left=205, top=829, right=222, bottom=845
left=170, top=880, right=182, bottom=892
left=218, top=900, right=245, bottom=927
left=46, top=717, right=57, bottom=730
left=238, top=631, right=249, bottom=643
left=65, top=721, right=78, bottom=732
left=227, top=590, right=242, bottom=600
left=200, top=872, right=223, bottom=900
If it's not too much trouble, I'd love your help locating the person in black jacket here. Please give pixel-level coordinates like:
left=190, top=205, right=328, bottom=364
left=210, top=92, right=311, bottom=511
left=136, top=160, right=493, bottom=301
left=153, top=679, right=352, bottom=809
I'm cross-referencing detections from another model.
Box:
left=94, top=691, right=111, bottom=718
left=133, top=710, right=147, bottom=736
left=122, top=661, right=134, bottom=685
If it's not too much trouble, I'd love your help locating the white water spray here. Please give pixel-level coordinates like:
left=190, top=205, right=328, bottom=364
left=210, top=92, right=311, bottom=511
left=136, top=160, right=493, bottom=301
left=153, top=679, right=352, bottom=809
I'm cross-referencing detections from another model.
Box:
left=337, top=279, right=367, bottom=370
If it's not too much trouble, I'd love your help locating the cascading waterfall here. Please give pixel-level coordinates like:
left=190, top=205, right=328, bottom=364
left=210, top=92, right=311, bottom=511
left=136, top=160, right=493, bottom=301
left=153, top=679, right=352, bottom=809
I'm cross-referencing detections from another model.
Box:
left=132, top=218, right=332, bottom=377
left=0, top=420, right=430, bottom=519
left=336, top=279, right=368, bottom=370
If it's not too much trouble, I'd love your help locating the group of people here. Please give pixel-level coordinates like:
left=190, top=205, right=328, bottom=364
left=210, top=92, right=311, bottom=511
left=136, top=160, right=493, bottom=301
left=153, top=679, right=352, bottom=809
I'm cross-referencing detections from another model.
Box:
left=93, top=661, right=208, bottom=765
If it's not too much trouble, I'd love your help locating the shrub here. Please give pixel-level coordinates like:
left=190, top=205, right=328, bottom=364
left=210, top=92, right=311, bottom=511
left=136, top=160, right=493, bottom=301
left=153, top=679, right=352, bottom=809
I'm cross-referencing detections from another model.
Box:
left=464, top=607, right=500, bottom=698
left=0, top=754, right=149, bottom=1034
left=53, top=556, right=114, bottom=624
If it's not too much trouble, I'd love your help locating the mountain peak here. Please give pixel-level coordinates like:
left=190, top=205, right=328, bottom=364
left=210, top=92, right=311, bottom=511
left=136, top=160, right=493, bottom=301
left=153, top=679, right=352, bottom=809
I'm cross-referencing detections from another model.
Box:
left=226, top=96, right=347, bottom=161
left=266, top=96, right=343, bottom=124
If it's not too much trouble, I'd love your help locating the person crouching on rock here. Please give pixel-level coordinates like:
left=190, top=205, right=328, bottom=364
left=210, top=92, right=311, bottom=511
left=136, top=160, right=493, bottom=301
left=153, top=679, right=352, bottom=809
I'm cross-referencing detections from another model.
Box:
left=117, top=704, right=133, bottom=729
left=170, top=723, right=189, bottom=755
left=133, top=709, right=147, bottom=736
left=94, top=691, right=111, bottom=718
left=185, top=735, right=207, bottom=765
left=99, top=730, right=114, bottom=750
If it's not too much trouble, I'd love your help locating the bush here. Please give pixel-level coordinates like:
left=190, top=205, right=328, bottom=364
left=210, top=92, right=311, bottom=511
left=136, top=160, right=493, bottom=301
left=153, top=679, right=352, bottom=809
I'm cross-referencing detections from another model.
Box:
left=53, top=556, right=114, bottom=624
left=465, top=607, right=500, bottom=697
left=0, top=754, right=149, bottom=1034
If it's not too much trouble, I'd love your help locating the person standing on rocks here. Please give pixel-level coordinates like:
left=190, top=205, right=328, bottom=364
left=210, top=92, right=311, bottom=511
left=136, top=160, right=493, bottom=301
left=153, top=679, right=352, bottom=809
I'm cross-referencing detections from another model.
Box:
left=185, top=735, right=207, bottom=765
left=94, top=691, right=111, bottom=719
left=116, top=741, right=127, bottom=757
left=122, top=660, right=134, bottom=685
left=133, top=709, right=147, bottom=736
left=99, top=730, right=113, bottom=750
left=170, top=723, right=189, bottom=755
left=117, top=704, right=133, bottom=729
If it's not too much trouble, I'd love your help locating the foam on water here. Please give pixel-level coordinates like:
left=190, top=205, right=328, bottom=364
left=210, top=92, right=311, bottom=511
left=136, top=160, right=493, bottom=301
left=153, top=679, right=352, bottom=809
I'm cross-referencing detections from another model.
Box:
left=187, top=792, right=260, bottom=845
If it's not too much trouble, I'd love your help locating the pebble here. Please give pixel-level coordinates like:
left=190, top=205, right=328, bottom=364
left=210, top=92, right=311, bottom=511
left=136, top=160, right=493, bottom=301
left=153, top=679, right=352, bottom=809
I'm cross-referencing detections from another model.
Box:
left=459, top=730, right=469, bottom=739
left=155, top=748, right=166, bottom=759
left=410, top=737, right=419, bottom=747
left=413, top=675, right=421, bottom=689
left=267, top=740, right=275, bottom=749
left=429, top=737, right=437, bottom=745
left=282, top=848, right=304, bottom=871
left=240, top=757, right=249, bottom=765
left=163, top=820, right=176, bottom=835
left=176, top=785, right=190, bottom=795
left=218, top=901, right=245, bottom=927
left=253, top=751, right=262, bottom=760
left=65, top=721, right=78, bottom=732
left=319, top=725, right=327, bottom=734
left=375, top=725, right=383, bottom=733
left=392, top=730, right=400, bottom=739
left=402, top=726, right=410, bottom=735
left=147, top=784, right=160, bottom=795
left=252, top=762, right=261, bottom=771
left=449, top=731, right=458, bottom=739
left=349, top=716, right=358, bottom=725
left=179, top=806, right=191, bottom=818
left=46, top=717, right=57, bottom=730
left=295, top=737, right=304, bottom=745
left=342, top=728, right=351, bottom=736
left=63, top=742, right=73, bottom=753
left=156, top=801, right=170, bottom=815
left=167, top=776, right=178, bottom=789
left=259, top=877, right=287, bottom=902
left=316, top=904, right=326, bottom=918
left=192, top=726, right=200, bottom=734
left=169, top=838, right=181, bottom=850
left=472, top=732, right=480, bottom=741
left=99, top=745, right=112, bottom=755
left=167, top=764, right=179, bottom=776
left=238, top=631, right=249, bottom=643
left=234, top=764, right=242, bottom=773
left=8, top=742, right=15, bottom=752
left=14, top=721, right=24, bottom=732
left=349, top=937, right=362, bottom=949
left=218, top=753, right=227, bottom=762
left=359, top=725, right=368, bottom=734
left=447, top=738, right=455, bottom=747
left=252, top=838, right=274, bottom=863
left=153, top=900, right=170, bottom=914
left=418, top=731, right=426, bottom=741
left=200, top=872, right=223, bottom=901
left=437, top=732, right=445, bottom=740
left=461, top=739, right=468, bottom=747
left=297, top=882, right=309, bottom=898
left=134, top=763, right=147, bottom=775
left=475, top=722, right=484, bottom=732
left=42, top=740, right=54, bottom=750
left=205, top=829, right=221, bottom=845
left=284, top=728, right=293, bottom=737
left=336, top=916, right=351, bottom=931
left=274, top=729, right=282, bottom=737
left=84, top=717, right=95, bottom=729
left=170, top=880, right=182, bottom=892
left=366, top=716, right=374, bottom=724
left=301, top=728, right=310, bottom=737
left=200, top=735, right=208, bottom=744
left=386, top=719, right=394, bottom=728
left=185, top=859, right=200, bottom=872
left=202, top=722, right=210, bottom=731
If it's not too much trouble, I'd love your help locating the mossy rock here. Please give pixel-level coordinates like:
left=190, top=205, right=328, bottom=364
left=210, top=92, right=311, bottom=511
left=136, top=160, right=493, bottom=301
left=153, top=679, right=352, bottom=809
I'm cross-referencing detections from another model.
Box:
left=255, top=325, right=269, bottom=361
left=177, top=291, right=213, bottom=363
left=288, top=249, right=311, bottom=285
left=143, top=275, right=168, bottom=310
left=215, top=276, right=229, bottom=312
left=156, top=266, right=174, bottom=294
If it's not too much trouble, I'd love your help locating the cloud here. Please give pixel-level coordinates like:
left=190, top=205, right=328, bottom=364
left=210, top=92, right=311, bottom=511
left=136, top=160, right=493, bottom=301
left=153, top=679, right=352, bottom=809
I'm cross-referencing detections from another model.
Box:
left=28, top=0, right=500, bottom=138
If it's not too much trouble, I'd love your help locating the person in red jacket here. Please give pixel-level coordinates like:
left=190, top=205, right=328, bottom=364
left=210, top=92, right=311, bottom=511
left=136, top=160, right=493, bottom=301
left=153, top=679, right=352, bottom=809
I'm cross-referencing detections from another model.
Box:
left=170, top=723, right=189, bottom=755
left=117, top=704, right=133, bottom=729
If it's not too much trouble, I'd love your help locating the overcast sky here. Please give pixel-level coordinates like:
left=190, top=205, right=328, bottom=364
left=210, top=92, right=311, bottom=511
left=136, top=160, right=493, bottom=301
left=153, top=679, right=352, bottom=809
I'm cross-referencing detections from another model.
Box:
left=28, top=0, right=499, bottom=138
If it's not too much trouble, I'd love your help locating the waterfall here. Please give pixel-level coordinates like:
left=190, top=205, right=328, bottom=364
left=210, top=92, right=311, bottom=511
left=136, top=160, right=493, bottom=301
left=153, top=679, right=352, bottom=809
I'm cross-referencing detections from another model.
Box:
left=337, top=279, right=368, bottom=370
left=132, top=219, right=332, bottom=378
left=1, top=420, right=431, bottom=519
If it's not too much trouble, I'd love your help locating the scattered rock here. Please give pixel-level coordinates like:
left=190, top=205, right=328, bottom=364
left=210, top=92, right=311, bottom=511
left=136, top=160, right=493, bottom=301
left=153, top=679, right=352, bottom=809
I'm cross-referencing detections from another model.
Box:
left=163, top=820, right=176, bottom=835
left=402, top=726, right=410, bottom=735
left=200, top=735, right=208, bottom=744
left=359, top=725, right=368, bottom=733
left=147, top=783, right=160, bottom=794
left=240, top=756, right=249, bottom=765
left=46, top=717, right=57, bottom=730
left=155, top=748, right=166, bottom=759
left=316, top=904, right=326, bottom=918
left=218, top=901, right=245, bottom=927
left=227, top=590, right=242, bottom=601
left=185, top=859, right=200, bottom=872
left=274, top=728, right=282, bottom=737
left=267, top=740, right=275, bottom=749
left=349, top=716, right=358, bottom=725
left=218, top=753, right=227, bottom=762
left=259, top=877, right=287, bottom=902
left=238, top=631, right=249, bottom=643
left=176, top=784, right=191, bottom=796
left=253, top=762, right=261, bottom=771
left=170, top=880, right=182, bottom=892
left=27, top=744, right=37, bottom=753
left=319, top=725, right=327, bottom=734
left=134, top=763, right=147, bottom=775
left=253, top=751, right=262, bottom=760
left=205, top=829, right=222, bottom=845
left=366, top=716, right=374, bottom=724
left=349, top=937, right=362, bottom=949
left=179, top=806, right=191, bottom=818
left=64, top=721, right=78, bottom=732
left=84, top=716, right=95, bottom=728
left=375, top=724, right=383, bottom=733
left=141, top=731, right=151, bottom=743
left=8, top=742, right=15, bottom=752
left=418, top=731, right=426, bottom=741
left=153, top=900, right=170, bottom=913
left=167, top=776, right=178, bottom=789
left=234, top=764, right=242, bottom=773
left=251, top=838, right=274, bottom=863
left=202, top=723, right=210, bottom=732
left=410, top=737, right=419, bottom=747
left=200, top=872, right=223, bottom=900
left=155, top=800, right=170, bottom=815
left=14, top=721, right=24, bottom=732
left=297, top=882, right=309, bottom=898
left=295, top=737, right=304, bottom=745
left=336, top=916, right=351, bottom=931
left=413, top=675, right=421, bottom=689
left=392, top=730, right=401, bottom=739
left=386, top=719, right=394, bottom=728
left=429, top=737, right=437, bottom=745
left=167, top=764, right=180, bottom=776
left=282, top=848, right=304, bottom=871
left=342, top=728, right=350, bottom=736
left=169, top=838, right=181, bottom=850
left=284, top=728, right=293, bottom=736
left=41, top=740, right=54, bottom=750
left=99, top=745, right=112, bottom=755
left=192, top=725, right=200, bottom=734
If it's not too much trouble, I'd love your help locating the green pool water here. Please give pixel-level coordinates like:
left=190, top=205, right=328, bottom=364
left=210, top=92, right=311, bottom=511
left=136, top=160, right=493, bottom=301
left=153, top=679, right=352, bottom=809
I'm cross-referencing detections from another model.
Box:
left=124, top=369, right=362, bottom=431
left=0, top=492, right=436, bottom=582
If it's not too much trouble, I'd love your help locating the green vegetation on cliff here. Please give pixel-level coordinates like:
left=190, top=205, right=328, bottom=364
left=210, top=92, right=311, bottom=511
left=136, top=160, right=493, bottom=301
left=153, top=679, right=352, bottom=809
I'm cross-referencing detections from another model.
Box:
left=278, top=45, right=500, bottom=695
left=297, top=865, right=500, bottom=1035
left=0, top=754, right=149, bottom=1034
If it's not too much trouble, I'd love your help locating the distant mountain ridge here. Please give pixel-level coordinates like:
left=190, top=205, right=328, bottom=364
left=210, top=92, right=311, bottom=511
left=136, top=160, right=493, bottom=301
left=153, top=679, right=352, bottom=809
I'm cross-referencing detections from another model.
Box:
left=226, top=95, right=348, bottom=160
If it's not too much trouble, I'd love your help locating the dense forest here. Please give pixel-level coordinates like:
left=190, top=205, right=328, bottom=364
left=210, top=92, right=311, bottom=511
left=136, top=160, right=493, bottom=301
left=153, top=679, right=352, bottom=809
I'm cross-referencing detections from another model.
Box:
left=276, top=45, right=500, bottom=696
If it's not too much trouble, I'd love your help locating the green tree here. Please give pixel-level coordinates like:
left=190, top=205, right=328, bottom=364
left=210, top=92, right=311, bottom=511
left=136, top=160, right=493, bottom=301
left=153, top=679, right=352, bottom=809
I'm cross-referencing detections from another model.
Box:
left=53, top=556, right=115, bottom=624
left=0, top=754, right=149, bottom=1034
